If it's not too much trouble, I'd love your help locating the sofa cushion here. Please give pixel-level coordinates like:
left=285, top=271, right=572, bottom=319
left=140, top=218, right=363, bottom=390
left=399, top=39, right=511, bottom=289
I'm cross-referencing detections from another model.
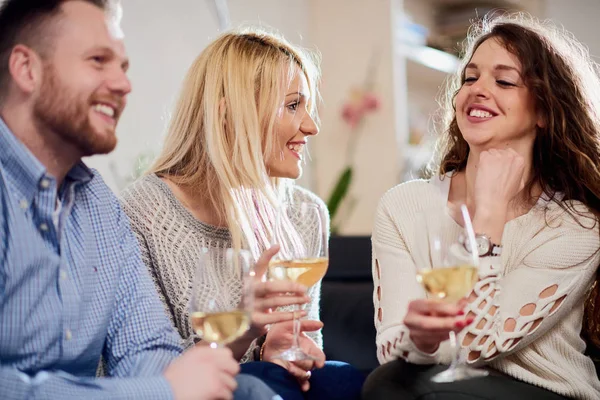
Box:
left=321, top=236, right=378, bottom=374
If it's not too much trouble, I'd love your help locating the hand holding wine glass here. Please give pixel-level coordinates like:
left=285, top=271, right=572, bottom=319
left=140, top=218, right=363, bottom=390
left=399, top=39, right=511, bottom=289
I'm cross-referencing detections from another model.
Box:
left=267, top=201, right=329, bottom=361
left=409, top=205, right=488, bottom=382
left=404, top=298, right=470, bottom=354
left=242, top=245, right=311, bottom=339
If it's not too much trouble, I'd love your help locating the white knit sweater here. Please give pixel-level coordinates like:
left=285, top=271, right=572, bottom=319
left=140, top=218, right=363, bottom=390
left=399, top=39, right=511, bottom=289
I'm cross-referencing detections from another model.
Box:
left=120, top=174, right=325, bottom=361
left=372, top=175, right=600, bottom=399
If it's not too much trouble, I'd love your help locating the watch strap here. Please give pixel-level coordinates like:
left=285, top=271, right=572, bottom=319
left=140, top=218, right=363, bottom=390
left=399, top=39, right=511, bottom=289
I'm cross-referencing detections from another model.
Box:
left=489, top=243, right=502, bottom=257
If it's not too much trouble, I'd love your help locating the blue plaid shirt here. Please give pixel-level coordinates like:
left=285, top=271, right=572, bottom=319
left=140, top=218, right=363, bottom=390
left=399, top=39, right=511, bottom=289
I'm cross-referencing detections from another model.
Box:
left=0, top=118, right=182, bottom=399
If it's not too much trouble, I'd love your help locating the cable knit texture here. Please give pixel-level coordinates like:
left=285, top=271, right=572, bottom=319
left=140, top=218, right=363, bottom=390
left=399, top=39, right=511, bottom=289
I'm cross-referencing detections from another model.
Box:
left=372, top=175, right=600, bottom=400
left=121, top=174, right=324, bottom=363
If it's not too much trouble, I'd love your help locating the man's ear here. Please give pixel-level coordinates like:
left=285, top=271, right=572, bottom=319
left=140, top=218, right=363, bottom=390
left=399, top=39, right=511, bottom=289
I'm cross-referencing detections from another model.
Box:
left=8, top=44, right=44, bottom=95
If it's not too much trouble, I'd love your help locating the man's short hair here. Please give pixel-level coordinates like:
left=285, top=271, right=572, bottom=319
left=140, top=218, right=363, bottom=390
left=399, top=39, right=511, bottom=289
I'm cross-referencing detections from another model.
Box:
left=0, top=0, right=109, bottom=102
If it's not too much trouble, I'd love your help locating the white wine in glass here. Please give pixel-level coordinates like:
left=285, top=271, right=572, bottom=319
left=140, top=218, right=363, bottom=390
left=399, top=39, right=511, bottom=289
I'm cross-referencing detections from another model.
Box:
left=416, top=205, right=489, bottom=383
left=416, top=264, right=478, bottom=303
left=268, top=257, right=329, bottom=287
left=188, top=248, right=253, bottom=348
left=267, top=201, right=329, bottom=361
left=190, top=310, right=250, bottom=346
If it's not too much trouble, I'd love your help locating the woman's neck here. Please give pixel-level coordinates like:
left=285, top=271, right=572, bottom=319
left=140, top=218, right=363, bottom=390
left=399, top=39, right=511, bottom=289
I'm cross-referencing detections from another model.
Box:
left=160, top=175, right=228, bottom=227
left=449, top=147, right=540, bottom=221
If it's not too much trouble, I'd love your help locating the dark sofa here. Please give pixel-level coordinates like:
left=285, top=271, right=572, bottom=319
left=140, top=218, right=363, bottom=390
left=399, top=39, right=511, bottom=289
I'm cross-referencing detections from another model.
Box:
left=321, top=236, right=378, bottom=375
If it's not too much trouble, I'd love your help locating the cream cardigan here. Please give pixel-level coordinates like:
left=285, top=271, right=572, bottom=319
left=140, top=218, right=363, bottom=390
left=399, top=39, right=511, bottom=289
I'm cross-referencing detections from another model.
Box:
left=372, top=176, right=600, bottom=399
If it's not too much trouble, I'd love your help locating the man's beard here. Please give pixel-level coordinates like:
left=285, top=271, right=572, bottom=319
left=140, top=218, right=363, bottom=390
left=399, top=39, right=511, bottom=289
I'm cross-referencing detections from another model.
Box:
left=33, top=65, right=118, bottom=157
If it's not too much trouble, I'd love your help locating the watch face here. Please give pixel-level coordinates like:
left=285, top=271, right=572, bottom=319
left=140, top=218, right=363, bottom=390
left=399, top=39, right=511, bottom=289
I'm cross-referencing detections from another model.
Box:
left=476, top=236, right=491, bottom=256
left=462, top=234, right=491, bottom=256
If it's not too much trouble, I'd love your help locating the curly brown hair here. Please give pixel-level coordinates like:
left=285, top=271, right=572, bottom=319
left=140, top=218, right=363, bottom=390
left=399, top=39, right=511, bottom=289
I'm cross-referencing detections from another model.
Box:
left=431, top=14, right=600, bottom=347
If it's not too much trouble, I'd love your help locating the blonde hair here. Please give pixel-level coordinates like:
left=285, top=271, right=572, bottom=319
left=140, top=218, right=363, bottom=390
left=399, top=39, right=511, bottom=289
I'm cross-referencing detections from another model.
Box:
left=149, top=27, right=321, bottom=259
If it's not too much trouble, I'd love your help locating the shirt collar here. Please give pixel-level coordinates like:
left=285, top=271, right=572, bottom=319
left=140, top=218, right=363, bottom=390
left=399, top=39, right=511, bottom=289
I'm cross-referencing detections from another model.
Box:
left=0, top=117, right=94, bottom=206
left=66, top=161, right=94, bottom=185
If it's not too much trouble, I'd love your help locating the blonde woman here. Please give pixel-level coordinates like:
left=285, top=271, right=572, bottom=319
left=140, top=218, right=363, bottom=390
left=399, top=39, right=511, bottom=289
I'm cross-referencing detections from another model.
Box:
left=121, top=28, right=364, bottom=400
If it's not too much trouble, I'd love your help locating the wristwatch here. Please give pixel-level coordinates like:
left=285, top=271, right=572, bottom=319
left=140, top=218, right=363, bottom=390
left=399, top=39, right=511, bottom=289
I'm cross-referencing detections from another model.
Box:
left=459, top=233, right=502, bottom=257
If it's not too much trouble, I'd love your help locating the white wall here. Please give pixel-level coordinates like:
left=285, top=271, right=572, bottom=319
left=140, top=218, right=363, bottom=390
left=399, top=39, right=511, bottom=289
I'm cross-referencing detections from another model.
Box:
left=544, top=0, right=600, bottom=60
left=308, top=0, right=401, bottom=235
left=86, top=0, right=312, bottom=191
left=86, top=0, right=600, bottom=234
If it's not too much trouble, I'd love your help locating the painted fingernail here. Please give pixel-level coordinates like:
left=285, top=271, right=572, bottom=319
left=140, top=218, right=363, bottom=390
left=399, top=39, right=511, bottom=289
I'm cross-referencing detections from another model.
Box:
left=455, top=321, right=465, bottom=328
left=457, top=310, right=465, bottom=316
left=466, top=318, right=475, bottom=325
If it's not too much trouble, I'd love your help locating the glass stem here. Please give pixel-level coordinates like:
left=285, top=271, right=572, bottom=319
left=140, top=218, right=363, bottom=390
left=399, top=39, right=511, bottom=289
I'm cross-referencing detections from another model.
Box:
left=291, top=304, right=302, bottom=350
left=449, top=331, right=460, bottom=370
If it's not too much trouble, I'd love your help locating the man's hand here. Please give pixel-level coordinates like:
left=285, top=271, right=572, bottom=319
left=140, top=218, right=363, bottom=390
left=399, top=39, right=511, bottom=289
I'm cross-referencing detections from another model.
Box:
left=164, top=346, right=240, bottom=400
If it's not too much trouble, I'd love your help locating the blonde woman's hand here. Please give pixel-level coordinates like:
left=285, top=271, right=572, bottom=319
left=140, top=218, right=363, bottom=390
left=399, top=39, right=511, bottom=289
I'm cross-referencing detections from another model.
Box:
left=245, top=246, right=311, bottom=339
left=262, top=320, right=326, bottom=392
left=193, top=246, right=310, bottom=361
left=403, top=299, right=472, bottom=354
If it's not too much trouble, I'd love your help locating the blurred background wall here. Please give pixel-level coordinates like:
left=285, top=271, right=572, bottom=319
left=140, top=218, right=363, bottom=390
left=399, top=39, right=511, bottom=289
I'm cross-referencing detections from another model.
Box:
left=86, top=0, right=600, bottom=235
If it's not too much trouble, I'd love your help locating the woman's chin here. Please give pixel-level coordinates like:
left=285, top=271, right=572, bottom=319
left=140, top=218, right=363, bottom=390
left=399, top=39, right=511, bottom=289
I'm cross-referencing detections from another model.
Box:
left=462, top=134, right=494, bottom=149
left=282, top=170, right=301, bottom=180
left=267, top=167, right=301, bottom=180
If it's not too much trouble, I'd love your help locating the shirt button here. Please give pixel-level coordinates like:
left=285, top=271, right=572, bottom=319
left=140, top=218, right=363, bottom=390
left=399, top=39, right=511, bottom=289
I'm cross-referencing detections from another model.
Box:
left=60, top=269, right=68, bottom=280
left=65, top=329, right=72, bottom=341
left=40, top=179, right=51, bottom=189
left=19, top=199, right=29, bottom=209
left=39, top=223, right=49, bottom=232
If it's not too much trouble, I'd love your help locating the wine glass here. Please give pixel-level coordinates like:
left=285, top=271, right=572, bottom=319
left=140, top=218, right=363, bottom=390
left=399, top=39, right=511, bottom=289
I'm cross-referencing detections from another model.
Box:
left=415, top=204, right=489, bottom=382
left=267, top=201, right=329, bottom=361
left=188, top=247, right=253, bottom=348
